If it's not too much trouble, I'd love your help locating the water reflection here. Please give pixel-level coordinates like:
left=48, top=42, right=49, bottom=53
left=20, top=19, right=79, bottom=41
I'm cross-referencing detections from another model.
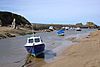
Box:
left=44, top=50, right=56, bottom=59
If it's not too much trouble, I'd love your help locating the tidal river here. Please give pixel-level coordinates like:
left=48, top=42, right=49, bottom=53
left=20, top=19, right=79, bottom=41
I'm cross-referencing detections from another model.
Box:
left=0, top=29, right=96, bottom=67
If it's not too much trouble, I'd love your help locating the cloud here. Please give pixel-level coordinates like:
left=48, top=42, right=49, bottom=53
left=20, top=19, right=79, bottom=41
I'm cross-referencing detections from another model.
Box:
left=0, top=0, right=100, bottom=25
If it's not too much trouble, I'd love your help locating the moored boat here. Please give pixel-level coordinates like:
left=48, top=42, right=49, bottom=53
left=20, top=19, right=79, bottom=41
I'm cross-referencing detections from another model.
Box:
left=76, top=27, right=82, bottom=31
left=24, top=36, right=45, bottom=57
left=98, top=28, right=100, bottom=30
left=57, top=29, right=65, bottom=36
left=65, top=27, right=69, bottom=30
left=49, top=26, right=54, bottom=31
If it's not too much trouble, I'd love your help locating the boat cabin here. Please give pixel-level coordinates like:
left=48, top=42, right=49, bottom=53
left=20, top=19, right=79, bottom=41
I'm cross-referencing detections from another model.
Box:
left=24, top=36, right=45, bottom=57
left=25, top=36, right=44, bottom=46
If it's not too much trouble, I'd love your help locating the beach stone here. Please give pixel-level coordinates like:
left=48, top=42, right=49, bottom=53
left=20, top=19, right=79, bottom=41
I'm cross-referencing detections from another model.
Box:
left=0, top=34, right=6, bottom=39
left=5, top=33, right=16, bottom=37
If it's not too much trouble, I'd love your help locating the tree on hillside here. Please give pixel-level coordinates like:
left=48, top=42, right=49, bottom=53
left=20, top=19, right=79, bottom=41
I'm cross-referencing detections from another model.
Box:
left=86, top=22, right=96, bottom=26
left=86, top=22, right=97, bottom=28
left=76, top=23, right=83, bottom=26
left=0, top=11, right=31, bottom=26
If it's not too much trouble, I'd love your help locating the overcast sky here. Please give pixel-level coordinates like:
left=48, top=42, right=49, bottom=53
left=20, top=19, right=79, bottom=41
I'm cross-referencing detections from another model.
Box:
left=0, top=0, right=100, bottom=25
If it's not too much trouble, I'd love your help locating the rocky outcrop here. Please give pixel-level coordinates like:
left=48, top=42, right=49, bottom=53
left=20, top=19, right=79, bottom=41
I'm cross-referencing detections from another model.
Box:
left=0, top=11, right=31, bottom=26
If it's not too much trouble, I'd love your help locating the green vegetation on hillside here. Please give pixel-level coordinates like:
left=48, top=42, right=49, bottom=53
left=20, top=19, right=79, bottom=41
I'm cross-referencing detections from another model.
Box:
left=0, top=11, right=31, bottom=26
left=86, top=22, right=97, bottom=27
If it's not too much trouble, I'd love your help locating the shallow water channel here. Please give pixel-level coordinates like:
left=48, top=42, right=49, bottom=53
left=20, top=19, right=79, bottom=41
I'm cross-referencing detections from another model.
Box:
left=0, top=29, right=96, bottom=67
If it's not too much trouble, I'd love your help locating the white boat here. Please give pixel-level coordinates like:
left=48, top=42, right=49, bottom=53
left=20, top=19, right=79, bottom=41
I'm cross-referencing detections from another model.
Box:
left=49, top=26, right=54, bottom=31
left=24, top=36, right=45, bottom=57
left=98, top=28, right=100, bottom=30
left=70, top=27, right=75, bottom=30
left=65, top=27, right=69, bottom=30
left=76, top=27, right=82, bottom=31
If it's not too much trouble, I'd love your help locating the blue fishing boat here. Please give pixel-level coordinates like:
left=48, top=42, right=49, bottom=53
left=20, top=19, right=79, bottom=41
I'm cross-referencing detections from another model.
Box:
left=24, top=36, right=45, bottom=57
left=57, top=29, right=65, bottom=36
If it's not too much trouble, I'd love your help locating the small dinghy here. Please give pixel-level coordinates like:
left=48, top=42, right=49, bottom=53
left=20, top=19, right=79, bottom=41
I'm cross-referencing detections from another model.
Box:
left=57, top=29, right=65, bottom=36
left=24, top=36, right=45, bottom=57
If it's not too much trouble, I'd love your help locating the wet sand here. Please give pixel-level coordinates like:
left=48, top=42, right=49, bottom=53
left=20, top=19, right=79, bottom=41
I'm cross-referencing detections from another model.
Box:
left=0, top=29, right=96, bottom=67
left=42, top=30, right=100, bottom=67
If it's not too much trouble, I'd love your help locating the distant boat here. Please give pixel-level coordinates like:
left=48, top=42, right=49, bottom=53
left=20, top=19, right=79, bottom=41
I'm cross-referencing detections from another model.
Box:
left=65, top=27, right=69, bottom=30
left=49, top=26, right=54, bottom=31
left=57, top=29, right=65, bottom=36
left=69, top=27, right=75, bottom=30
left=98, top=28, right=100, bottom=30
left=76, top=27, right=82, bottom=31
left=24, top=36, right=45, bottom=57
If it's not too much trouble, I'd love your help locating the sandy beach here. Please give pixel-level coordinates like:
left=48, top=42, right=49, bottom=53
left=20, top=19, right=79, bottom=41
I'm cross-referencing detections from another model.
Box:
left=42, top=30, right=100, bottom=67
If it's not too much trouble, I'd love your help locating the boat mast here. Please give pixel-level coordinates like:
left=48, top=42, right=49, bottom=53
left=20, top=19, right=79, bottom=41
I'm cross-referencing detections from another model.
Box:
left=31, top=23, right=36, bottom=36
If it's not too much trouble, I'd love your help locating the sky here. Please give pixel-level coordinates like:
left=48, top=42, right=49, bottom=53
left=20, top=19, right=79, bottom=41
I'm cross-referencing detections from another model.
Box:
left=0, top=0, right=100, bottom=25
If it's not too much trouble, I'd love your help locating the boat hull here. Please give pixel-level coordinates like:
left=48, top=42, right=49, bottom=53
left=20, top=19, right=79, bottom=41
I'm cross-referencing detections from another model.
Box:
left=25, top=44, right=45, bottom=57
left=98, top=28, right=100, bottom=30
left=57, top=33, right=64, bottom=36
left=76, top=29, right=81, bottom=31
left=57, top=29, right=65, bottom=36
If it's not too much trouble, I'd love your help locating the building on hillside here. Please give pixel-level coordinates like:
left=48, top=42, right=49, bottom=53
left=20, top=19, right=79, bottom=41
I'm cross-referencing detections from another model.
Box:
left=12, top=18, right=16, bottom=29
left=12, top=18, right=20, bottom=29
left=0, top=19, right=2, bottom=27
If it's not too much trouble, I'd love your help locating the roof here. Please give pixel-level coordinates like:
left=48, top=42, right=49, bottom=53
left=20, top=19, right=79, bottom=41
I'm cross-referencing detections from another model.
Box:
left=28, top=36, right=40, bottom=40
left=24, top=36, right=44, bottom=46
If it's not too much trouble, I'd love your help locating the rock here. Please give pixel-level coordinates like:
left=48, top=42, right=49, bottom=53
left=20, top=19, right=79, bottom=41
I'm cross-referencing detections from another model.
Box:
left=0, top=34, right=6, bottom=39
left=5, top=33, right=16, bottom=37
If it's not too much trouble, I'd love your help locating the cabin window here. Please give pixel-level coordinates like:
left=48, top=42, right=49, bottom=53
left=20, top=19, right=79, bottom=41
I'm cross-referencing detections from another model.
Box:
left=35, top=38, right=40, bottom=42
left=29, top=39, right=33, bottom=43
